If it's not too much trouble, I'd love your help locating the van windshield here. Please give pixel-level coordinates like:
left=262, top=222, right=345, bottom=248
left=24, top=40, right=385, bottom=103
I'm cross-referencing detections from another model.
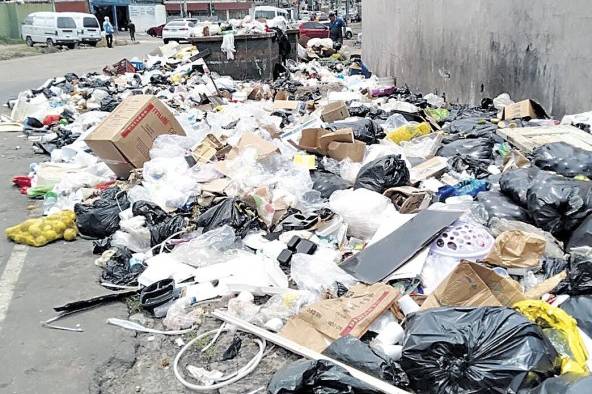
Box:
left=83, top=17, right=99, bottom=28
left=57, top=17, right=76, bottom=29
left=255, top=11, right=276, bottom=19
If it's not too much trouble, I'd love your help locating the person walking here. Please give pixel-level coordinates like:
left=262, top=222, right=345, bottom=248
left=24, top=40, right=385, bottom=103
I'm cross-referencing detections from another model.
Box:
left=103, top=16, right=114, bottom=48
left=328, top=12, right=345, bottom=47
left=128, top=20, right=136, bottom=42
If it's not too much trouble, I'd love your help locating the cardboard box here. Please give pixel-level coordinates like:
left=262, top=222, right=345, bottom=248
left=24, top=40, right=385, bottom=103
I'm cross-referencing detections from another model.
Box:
left=327, top=140, right=366, bottom=162
left=421, top=261, right=526, bottom=310
left=85, top=95, right=185, bottom=178
left=272, top=100, right=302, bottom=111
left=321, top=101, right=349, bottom=122
left=499, top=99, right=549, bottom=120
left=296, top=128, right=365, bottom=162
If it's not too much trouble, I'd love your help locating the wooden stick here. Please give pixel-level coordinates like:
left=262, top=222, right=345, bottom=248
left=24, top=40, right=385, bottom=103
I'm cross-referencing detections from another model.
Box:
left=212, top=310, right=411, bottom=394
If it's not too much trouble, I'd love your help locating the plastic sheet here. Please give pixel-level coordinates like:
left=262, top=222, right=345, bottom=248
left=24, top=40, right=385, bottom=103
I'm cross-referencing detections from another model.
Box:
left=322, top=336, right=409, bottom=388
left=560, top=296, right=592, bottom=339
left=354, top=155, right=409, bottom=194
left=568, top=215, right=592, bottom=251
left=267, top=359, right=379, bottom=394
left=532, top=142, right=592, bottom=178
left=75, top=187, right=129, bottom=239
left=290, top=251, right=357, bottom=295
left=401, top=307, right=560, bottom=394
left=525, top=373, right=592, bottom=394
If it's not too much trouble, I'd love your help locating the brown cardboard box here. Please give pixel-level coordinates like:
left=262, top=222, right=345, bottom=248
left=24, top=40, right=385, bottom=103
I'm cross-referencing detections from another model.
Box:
left=327, top=140, right=366, bottom=162
left=273, top=100, right=302, bottom=111
left=421, top=261, right=526, bottom=310
left=499, top=99, right=549, bottom=120
left=321, top=101, right=349, bottom=122
left=296, top=128, right=365, bottom=162
left=409, top=156, right=449, bottom=183
left=85, top=95, right=185, bottom=178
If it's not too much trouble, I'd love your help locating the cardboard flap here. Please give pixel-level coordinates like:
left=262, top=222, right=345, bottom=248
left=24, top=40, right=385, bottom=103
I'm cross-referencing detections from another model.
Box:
left=500, top=99, right=549, bottom=120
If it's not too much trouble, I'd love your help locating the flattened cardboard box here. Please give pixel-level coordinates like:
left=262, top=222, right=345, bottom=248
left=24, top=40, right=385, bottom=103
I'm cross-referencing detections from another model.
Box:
left=499, top=99, right=549, bottom=120
left=85, top=95, right=185, bottom=178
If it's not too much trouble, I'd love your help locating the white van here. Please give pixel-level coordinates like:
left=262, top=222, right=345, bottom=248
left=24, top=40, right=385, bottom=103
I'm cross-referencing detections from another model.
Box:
left=253, top=6, right=290, bottom=21
left=21, top=12, right=79, bottom=48
left=69, top=13, right=101, bottom=47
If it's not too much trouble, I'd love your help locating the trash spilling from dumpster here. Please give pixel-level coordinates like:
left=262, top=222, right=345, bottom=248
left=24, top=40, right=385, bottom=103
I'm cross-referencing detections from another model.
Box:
left=4, top=35, right=592, bottom=393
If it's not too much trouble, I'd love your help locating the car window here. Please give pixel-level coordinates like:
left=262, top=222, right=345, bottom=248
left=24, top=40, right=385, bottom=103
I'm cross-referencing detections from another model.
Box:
left=23, top=16, right=33, bottom=25
left=302, top=22, right=322, bottom=29
left=57, top=17, right=76, bottom=29
left=167, top=21, right=186, bottom=27
left=187, top=22, right=195, bottom=27
left=255, top=11, right=276, bottom=19
left=83, top=17, right=99, bottom=28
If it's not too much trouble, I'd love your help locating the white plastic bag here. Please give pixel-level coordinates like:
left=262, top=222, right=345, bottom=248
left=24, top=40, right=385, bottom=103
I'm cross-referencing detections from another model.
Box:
left=290, top=249, right=356, bottom=295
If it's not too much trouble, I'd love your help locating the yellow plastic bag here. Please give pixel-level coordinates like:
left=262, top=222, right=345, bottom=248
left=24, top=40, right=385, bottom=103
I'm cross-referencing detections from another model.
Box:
left=515, top=300, right=589, bottom=375
left=386, top=122, right=431, bottom=144
left=5, top=210, right=77, bottom=247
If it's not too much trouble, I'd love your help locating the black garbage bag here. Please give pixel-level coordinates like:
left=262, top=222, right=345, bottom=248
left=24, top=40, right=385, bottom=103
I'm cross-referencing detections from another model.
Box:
left=532, top=142, right=592, bottom=178
left=437, top=136, right=494, bottom=161
left=322, top=336, right=409, bottom=388
left=149, top=215, right=185, bottom=246
left=541, top=256, right=569, bottom=279
left=567, top=215, right=592, bottom=251
left=559, top=296, right=592, bottom=339
left=100, top=96, right=121, bottom=112
left=101, top=246, right=144, bottom=286
left=196, top=198, right=260, bottom=237
left=448, top=154, right=492, bottom=179
left=476, top=191, right=532, bottom=224
left=92, top=236, right=112, bottom=255
left=443, top=118, right=498, bottom=139
left=267, top=359, right=380, bottom=394
left=327, top=118, right=384, bottom=144
left=499, top=167, right=543, bottom=207
left=75, top=187, right=130, bottom=239
left=354, top=155, right=409, bottom=194
left=312, top=171, right=352, bottom=199
left=521, top=373, right=592, bottom=394
left=526, top=174, right=592, bottom=236
left=132, top=201, right=169, bottom=225
left=401, top=307, right=560, bottom=394
left=348, top=106, right=371, bottom=117
left=553, top=251, right=592, bottom=296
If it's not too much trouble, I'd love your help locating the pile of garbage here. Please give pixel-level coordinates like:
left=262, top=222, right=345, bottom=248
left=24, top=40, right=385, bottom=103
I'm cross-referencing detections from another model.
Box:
left=5, top=39, right=592, bottom=393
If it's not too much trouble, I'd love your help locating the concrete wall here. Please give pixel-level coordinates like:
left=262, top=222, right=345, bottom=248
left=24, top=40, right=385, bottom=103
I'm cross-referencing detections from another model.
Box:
left=362, top=0, right=592, bottom=116
left=0, top=2, right=55, bottom=40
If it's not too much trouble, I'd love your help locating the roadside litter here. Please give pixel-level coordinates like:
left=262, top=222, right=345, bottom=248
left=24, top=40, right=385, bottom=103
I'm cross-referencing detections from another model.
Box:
left=4, top=36, right=592, bottom=393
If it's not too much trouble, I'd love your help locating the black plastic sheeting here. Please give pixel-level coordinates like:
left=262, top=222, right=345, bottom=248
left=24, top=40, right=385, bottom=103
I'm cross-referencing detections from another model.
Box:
left=532, top=142, right=592, bottom=178
left=476, top=191, right=532, bottom=224
left=499, top=167, right=542, bottom=207
left=522, top=373, right=592, bottom=394
left=132, top=201, right=186, bottom=247
left=437, top=137, right=494, bottom=161
left=267, top=359, right=380, bottom=394
left=401, top=307, right=560, bottom=394
left=75, top=187, right=130, bottom=239
left=312, top=171, right=352, bottom=199
left=327, top=118, right=384, bottom=144
left=448, top=155, right=491, bottom=179
left=553, top=251, right=592, bottom=296
left=541, top=257, right=569, bottom=280
left=322, top=336, right=409, bottom=388
left=196, top=197, right=260, bottom=237
left=354, top=155, right=409, bottom=194
left=567, top=215, right=592, bottom=251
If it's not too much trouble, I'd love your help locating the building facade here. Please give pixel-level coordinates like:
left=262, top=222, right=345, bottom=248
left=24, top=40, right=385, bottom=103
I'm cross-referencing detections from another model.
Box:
left=164, top=0, right=252, bottom=20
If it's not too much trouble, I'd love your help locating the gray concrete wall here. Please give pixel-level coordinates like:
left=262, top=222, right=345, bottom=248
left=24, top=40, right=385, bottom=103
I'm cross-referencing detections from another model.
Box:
left=362, top=0, right=592, bottom=116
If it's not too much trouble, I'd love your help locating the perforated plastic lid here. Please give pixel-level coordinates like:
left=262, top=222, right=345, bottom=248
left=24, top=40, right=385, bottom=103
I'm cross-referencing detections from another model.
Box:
left=430, top=220, right=494, bottom=259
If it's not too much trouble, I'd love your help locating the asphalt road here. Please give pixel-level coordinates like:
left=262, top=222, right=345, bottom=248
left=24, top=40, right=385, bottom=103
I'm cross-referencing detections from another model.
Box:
left=0, top=38, right=161, bottom=105
left=0, top=39, right=160, bottom=393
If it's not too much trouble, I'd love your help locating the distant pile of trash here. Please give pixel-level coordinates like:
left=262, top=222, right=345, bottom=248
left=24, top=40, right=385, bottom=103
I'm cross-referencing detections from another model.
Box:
left=4, top=39, right=592, bottom=393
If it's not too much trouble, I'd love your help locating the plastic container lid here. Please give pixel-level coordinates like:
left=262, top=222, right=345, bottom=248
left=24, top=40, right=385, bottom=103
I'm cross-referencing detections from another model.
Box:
left=430, top=220, right=494, bottom=260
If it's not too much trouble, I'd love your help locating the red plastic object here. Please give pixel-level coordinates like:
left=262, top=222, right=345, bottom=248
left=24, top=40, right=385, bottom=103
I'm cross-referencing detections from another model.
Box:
left=43, top=114, right=61, bottom=126
left=12, top=176, right=32, bottom=195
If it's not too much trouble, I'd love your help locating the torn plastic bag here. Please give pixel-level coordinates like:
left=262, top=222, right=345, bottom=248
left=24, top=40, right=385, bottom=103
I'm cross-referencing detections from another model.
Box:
left=354, top=155, right=409, bottom=194
left=526, top=174, right=592, bottom=236
left=101, top=246, right=144, bottom=286
left=541, top=257, right=569, bottom=279
left=327, top=118, right=384, bottom=144
left=100, top=96, right=121, bottom=112
left=522, top=373, right=592, bottom=394
left=448, top=155, right=491, bottom=179
left=437, top=137, right=494, bottom=161
left=322, top=336, right=409, bottom=388
left=476, top=191, right=532, bottom=224
left=532, top=142, right=592, bottom=178
left=132, top=201, right=169, bottom=225
left=74, top=187, right=130, bottom=239
left=312, top=171, right=352, bottom=199
left=196, top=198, right=261, bottom=237
left=568, top=215, right=592, bottom=251
left=92, top=236, right=112, bottom=255
left=554, top=249, right=592, bottom=296
left=267, top=359, right=380, bottom=394
left=500, top=167, right=543, bottom=207
left=443, top=117, right=498, bottom=138
left=560, top=296, right=592, bottom=339
left=437, top=179, right=489, bottom=201
left=401, top=307, right=560, bottom=394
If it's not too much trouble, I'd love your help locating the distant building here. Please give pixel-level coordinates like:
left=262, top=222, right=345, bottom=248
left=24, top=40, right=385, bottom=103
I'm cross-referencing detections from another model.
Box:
left=164, top=0, right=252, bottom=20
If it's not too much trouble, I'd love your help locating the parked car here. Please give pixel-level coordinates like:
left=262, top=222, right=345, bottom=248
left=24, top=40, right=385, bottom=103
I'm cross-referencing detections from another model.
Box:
left=21, top=12, right=79, bottom=48
left=252, top=6, right=290, bottom=21
left=298, top=21, right=329, bottom=39
left=147, top=24, right=165, bottom=38
left=70, top=13, right=101, bottom=46
left=319, top=21, right=353, bottom=39
left=162, top=19, right=197, bottom=44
